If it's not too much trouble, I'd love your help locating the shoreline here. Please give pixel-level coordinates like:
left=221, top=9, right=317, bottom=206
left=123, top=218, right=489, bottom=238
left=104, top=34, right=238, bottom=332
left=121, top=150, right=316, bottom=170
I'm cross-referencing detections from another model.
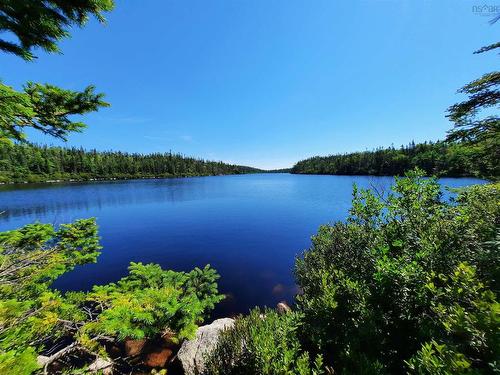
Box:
left=0, top=172, right=264, bottom=185
left=0, top=171, right=487, bottom=186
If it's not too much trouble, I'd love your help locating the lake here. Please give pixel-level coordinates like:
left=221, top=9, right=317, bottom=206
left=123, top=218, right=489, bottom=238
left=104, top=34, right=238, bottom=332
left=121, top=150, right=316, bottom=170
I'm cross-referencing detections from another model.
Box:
left=0, top=173, right=485, bottom=318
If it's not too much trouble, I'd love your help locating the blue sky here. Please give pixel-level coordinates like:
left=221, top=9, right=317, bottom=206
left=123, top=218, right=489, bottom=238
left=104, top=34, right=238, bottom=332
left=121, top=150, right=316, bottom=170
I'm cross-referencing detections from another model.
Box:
left=1, top=1, right=498, bottom=169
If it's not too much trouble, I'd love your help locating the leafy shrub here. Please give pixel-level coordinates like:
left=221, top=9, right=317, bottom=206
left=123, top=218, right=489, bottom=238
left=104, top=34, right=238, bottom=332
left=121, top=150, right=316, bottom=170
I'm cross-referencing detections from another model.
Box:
left=85, top=262, right=223, bottom=342
left=205, top=308, right=324, bottom=375
left=407, top=262, right=499, bottom=374
left=0, top=219, right=223, bottom=374
left=295, top=170, right=499, bottom=374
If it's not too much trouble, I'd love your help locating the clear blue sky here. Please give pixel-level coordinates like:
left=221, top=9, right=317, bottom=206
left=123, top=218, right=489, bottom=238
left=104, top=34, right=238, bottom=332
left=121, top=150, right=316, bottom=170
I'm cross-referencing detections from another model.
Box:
left=1, top=1, right=498, bottom=169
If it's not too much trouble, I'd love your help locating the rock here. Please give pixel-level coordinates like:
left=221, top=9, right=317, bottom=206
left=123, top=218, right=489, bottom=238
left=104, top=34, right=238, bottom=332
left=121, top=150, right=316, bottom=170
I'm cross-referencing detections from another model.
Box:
left=177, top=318, right=234, bottom=375
left=37, top=355, right=50, bottom=367
left=144, top=348, right=174, bottom=368
left=277, top=301, right=291, bottom=314
left=124, top=338, right=147, bottom=356
left=88, top=357, right=113, bottom=374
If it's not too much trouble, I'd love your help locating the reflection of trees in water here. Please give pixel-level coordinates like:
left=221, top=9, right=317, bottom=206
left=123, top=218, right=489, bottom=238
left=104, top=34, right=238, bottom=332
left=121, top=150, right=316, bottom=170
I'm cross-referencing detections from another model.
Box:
left=0, top=178, right=221, bottom=222
left=0, top=175, right=482, bottom=223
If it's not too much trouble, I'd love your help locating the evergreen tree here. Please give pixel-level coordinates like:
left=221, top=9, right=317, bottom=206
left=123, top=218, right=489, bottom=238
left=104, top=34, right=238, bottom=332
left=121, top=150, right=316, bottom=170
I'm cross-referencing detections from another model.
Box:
left=446, top=42, right=499, bottom=177
left=0, top=0, right=114, bottom=143
left=0, top=142, right=261, bottom=183
left=0, top=0, right=114, bottom=61
left=0, top=82, right=109, bottom=142
left=291, top=141, right=479, bottom=177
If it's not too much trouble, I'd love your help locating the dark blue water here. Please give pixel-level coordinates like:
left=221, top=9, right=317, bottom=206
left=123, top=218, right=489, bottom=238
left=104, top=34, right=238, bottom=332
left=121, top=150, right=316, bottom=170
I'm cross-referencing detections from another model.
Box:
left=0, top=174, right=485, bottom=317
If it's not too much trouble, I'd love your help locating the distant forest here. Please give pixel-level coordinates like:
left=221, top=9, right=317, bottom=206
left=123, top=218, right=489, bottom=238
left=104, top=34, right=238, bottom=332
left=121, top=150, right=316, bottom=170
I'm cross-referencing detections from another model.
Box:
left=0, top=143, right=261, bottom=183
left=2, top=140, right=492, bottom=184
left=291, top=141, right=492, bottom=177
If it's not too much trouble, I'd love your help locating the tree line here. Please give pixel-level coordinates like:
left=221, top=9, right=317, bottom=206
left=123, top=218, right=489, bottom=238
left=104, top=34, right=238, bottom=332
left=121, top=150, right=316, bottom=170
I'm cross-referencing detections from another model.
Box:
left=291, top=140, right=494, bottom=177
left=0, top=143, right=261, bottom=183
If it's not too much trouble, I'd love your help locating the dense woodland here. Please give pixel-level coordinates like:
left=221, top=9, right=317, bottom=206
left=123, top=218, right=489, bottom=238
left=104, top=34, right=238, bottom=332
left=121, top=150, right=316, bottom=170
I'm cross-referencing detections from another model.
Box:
left=2, top=140, right=491, bottom=184
left=0, top=143, right=260, bottom=183
left=291, top=140, right=495, bottom=177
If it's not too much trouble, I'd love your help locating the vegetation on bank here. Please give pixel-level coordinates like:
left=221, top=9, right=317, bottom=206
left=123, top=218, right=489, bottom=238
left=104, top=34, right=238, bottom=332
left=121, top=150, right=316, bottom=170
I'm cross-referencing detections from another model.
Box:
left=291, top=141, right=486, bottom=178
left=0, top=219, right=223, bottom=373
left=265, top=168, right=292, bottom=173
left=296, top=173, right=499, bottom=373
left=0, top=143, right=261, bottom=183
left=206, top=308, right=324, bottom=374
left=206, top=172, right=499, bottom=374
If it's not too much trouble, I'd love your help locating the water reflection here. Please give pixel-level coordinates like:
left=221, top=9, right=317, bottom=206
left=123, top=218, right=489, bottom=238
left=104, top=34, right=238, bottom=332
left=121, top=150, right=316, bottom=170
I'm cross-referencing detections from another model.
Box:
left=0, top=177, right=230, bottom=222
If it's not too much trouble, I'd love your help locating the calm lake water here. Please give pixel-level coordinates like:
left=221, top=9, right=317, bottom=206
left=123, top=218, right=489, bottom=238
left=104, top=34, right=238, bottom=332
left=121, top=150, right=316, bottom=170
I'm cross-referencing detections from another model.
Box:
left=0, top=173, right=486, bottom=318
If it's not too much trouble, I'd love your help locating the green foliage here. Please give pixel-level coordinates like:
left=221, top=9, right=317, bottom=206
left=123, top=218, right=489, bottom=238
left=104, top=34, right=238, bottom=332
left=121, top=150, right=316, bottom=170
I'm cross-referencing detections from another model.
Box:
left=0, top=82, right=109, bottom=143
left=205, top=309, right=325, bottom=375
left=446, top=43, right=499, bottom=178
left=0, top=219, right=101, bottom=374
left=291, top=141, right=484, bottom=177
left=295, top=170, right=499, bottom=374
left=407, top=340, right=475, bottom=375
left=0, top=0, right=114, bottom=60
left=0, top=220, right=223, bottom=374
left=0, top=1, right=113, bottom=144
left=0, top=142, right=261, bottom=183
left=0, top=348, right=39, bottom=375
left=0, top=218, right=101, bottom=299
left=407, top=263, right=500, bottom=374
left=86, top=263, right=223, bottom=341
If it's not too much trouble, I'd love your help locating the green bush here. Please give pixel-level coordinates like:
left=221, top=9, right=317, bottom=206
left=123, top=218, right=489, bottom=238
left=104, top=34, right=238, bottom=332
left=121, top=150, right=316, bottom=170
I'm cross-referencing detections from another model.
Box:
left=407, top=262, right=499, bottom=374
left=205, top=308, right=324, bottom=375
left=295, top=170, right=499, bottom=374
left=85, top=263, right=223, bottom=342
left=0, top=219, right=223, bottom=374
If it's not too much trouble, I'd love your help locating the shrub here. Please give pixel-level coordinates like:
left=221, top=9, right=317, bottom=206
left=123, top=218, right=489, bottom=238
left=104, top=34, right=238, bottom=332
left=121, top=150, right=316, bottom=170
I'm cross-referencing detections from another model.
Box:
left=85, top=262, right=223, bottom=342
left=0, top=219, right=223, bottom=374
left=407, top=262, right=499, bottom=374
left=205, top=308, right=324, bottom=375
left=295, top=170, right=499, bottom=374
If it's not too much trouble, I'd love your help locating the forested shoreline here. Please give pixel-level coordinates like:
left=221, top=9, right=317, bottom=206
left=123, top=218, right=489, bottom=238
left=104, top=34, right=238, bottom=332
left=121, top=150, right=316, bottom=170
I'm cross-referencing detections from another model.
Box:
left=2, top=140, right=492, bottom=185
left=291, top=141, right=496, bottom=178
left=0, top=143, right=261, bottom=183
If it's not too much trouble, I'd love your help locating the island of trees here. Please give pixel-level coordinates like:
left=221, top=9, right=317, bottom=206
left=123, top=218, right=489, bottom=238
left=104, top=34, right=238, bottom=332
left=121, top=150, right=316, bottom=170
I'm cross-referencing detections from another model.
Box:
left=0, top=1, right=498, bottom=374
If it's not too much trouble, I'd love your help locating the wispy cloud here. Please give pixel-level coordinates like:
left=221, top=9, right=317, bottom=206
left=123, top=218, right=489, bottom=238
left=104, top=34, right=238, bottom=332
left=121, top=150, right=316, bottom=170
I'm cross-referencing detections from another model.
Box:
left=179, top=135, right=193, bottom=142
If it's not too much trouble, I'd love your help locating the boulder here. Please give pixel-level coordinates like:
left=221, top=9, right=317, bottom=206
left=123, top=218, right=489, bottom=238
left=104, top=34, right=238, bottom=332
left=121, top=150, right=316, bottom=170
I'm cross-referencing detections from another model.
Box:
left=177, top=318, right=234, bottom=375
left=144, top=348, right=174, bottom=368
left=277, top=301, right=291, bottom=314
